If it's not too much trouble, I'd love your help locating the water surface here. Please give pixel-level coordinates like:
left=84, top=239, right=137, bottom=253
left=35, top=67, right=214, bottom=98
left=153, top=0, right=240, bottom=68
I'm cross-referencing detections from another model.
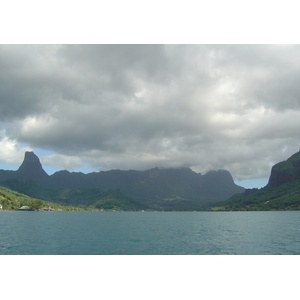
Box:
left=1, top=211, right=299, bottom=254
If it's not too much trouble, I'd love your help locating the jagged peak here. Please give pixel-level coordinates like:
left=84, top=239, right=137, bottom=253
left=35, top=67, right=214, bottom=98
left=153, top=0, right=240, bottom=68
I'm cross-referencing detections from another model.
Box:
left=23, top=151, right=40, bottom=162
left=17, top=151, right=48, bottom=179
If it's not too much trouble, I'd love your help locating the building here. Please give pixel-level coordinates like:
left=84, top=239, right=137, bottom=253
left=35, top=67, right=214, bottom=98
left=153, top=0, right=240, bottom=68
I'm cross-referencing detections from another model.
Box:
left=18, top=206, right=33, bottom=211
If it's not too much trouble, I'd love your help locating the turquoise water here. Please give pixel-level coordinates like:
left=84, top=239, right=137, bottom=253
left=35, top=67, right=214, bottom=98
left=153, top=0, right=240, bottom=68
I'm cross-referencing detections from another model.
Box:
left=1, top=211, right=300, bottom=254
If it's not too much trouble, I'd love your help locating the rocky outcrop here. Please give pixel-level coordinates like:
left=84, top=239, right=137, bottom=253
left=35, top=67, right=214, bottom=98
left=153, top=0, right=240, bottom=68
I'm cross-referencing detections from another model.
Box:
left=16, top=151, right=49, bottom=181
left=268, top=150, right=300, bottom=187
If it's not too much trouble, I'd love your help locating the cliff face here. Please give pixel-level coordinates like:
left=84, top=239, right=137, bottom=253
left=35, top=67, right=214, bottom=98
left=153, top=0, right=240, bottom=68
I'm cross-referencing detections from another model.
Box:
left=200, top=170, right=244, bottom=201
left=268, top=151, right=300, bottom=187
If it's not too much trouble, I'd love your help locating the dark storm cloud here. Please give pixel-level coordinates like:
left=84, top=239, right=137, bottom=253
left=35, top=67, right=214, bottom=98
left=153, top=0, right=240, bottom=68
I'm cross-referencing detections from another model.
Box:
left=1, top=44, right=300, bottom=179
left=0, top=45, right=82, bottom=119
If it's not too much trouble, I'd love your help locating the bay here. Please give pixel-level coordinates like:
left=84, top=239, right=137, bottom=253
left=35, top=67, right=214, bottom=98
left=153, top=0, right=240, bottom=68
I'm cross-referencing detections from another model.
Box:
left=1, top=211, right=300, bottom=255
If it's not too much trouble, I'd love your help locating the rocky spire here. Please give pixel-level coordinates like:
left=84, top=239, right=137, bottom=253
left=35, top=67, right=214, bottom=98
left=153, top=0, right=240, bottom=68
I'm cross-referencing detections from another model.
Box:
left=17, top=151, right=49, bottom=180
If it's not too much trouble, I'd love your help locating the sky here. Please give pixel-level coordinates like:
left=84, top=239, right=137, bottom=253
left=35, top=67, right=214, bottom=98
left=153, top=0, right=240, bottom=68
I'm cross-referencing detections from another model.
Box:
left=1, top=44, right=300, bottom=188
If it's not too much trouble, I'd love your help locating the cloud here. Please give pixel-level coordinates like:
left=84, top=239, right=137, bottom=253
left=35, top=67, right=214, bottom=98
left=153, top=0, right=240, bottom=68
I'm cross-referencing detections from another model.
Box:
left=0, top=130, right=32, bottom=168
left=1, top=45, right=300, bottom=179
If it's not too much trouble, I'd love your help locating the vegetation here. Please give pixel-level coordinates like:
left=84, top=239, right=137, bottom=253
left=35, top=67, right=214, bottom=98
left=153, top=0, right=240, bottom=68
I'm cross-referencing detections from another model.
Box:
left=210, top=150, right=300, bottom=211
left=94, top=190, right=149, bottom=211
left=0, top=185, right=149, bottom=211
left=268, top=151, right=300, bottom=187
left=211, top=179, right=300, bottom=211
left=0, top=186, right=84, bottom=211
left=0, top=178, right=214, bottom=211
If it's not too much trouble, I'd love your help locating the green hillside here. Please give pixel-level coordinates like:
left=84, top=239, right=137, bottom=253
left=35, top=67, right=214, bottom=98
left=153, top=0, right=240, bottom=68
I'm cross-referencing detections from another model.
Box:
left=211, top=151, right=300, bottom=211
left=0, top=185, right=149, bottom=211
left=51, top=188, right=149, bottom=211
left=211, top=181, right=300, bottom=211
left=0, top=186, right=84, bottom=211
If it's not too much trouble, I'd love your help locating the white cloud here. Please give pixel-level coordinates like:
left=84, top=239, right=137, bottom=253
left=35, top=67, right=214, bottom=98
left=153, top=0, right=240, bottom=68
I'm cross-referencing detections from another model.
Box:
left=0, top=130, right=32, bottom=167
left=41, top=153, right=86, bottom=173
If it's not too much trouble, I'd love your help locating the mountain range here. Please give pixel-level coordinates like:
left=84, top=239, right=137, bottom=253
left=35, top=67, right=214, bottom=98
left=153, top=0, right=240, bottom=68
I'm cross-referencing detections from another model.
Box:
left=0, top=151, right=244, bottom=210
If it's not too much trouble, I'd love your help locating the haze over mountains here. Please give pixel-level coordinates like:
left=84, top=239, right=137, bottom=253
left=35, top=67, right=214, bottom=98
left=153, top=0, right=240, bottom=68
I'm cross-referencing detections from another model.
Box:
left=0, top=151, right=244, bottom=210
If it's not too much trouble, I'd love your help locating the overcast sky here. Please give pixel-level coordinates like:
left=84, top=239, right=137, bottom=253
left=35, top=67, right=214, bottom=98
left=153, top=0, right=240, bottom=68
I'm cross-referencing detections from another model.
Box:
left=1, top=44, right=300, bottom=188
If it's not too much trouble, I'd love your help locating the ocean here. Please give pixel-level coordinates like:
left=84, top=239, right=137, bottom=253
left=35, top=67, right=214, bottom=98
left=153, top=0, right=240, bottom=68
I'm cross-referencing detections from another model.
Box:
left=1, top=210, right=300, bottom=255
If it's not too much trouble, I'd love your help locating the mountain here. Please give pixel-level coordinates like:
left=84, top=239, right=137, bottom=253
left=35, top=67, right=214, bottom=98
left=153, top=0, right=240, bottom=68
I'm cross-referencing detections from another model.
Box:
left=0, top=151, right=244, bottom=210
left=16, top=151, right=49, bottom=181
left=0, top=151, right=49, bottom=183
left=268, top=150, right=300, bottom=187
left=212, top=150, right=300, bottom=211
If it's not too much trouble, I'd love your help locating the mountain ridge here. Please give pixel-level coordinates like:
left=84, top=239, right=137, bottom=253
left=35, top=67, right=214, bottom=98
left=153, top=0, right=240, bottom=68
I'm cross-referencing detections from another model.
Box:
left=0, top=151, right=245, bottom=210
